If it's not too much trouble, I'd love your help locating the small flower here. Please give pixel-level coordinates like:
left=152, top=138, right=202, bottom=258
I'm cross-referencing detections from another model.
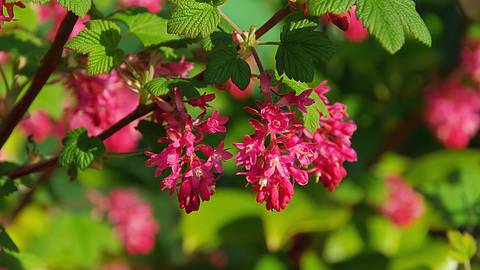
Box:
left=188, top=93, right=215, bottom=110
left=204, top=111, right=228, bottom=133
left=119, top=0, right=163, bottom=13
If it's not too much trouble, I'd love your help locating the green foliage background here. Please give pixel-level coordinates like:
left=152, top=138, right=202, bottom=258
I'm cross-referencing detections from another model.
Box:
left=1, top=0, right=480, bottom=269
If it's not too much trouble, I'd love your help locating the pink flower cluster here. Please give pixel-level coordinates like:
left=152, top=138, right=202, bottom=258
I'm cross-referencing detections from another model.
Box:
left=88, top=189, right=159, bottom=255
left=326, top=5, right=368, bottom=42
left=235, top=79, right=357, bottom=211
left=145, top=90, right=232, bottom=213
left=119, top=0, right=163, bottom=13
left=0, top=0, right=24, bottom=30
left=107, top=189, right=159, bottom=255
left=63, top=70, right=141, bottom=152
left=380, top=175, right=424, bottom=227
left=424, top=78, right=480, bottom=148
left=37, top=0, right=89, bottom=41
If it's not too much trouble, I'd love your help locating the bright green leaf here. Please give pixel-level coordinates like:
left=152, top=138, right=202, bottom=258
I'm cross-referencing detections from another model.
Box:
left=356, top=0, right=432, bottom=54
left=447, top=230, right=477, bottom=262
left=112, top=11, right=180, bottom=46
left=168, top=0, right=220, bottom=38
left=57, top=0, right=92, bottom=17
left=145, top=77, right=169, bottom=96
left=308, top=0, right=356, bottom=15
left=66, top=20, right=124, bottom=75
left=59, top=128, right=105, bottom=171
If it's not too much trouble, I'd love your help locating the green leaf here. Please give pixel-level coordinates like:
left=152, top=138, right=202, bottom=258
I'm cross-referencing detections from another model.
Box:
left=0, top=178, right=18, bottom=198
left=205, top=46, right=251, bottom=89
left=0, top=226, right=19, bottom=252
left=28, top=0, right=51, bottom=3
left=66, top=20, right=124, bottom=75
left=57, top=0, right=92, bottom=17
left=112, top=11, right=180, bottom=46
left=356, top=0, right=432, bottom=54
left=202, top=31, right=233, bottom=51
left=145, top=77, right=169, bottom=96
left=59, top=128, right=105, bottom=171
left=167, top=0, right=220, bottom=38
left=447, top=230, right=477, bottom=262
left=276, top=27, right=334, bottom=82
left=308, top=0, right=356, bottom=15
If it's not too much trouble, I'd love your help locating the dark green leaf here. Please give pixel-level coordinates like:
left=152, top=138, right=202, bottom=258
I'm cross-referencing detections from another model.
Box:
left=276, top=27, right=334, bottom=82
left=0, top=226, right=19, bottom=252
left=205, top=46, right=251, bottom=89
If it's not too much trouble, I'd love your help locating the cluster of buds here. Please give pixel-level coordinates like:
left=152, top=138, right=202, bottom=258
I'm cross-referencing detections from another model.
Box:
left=145, top=89, right=232, bottom=213
left=235, top=76, right=357, bottom=211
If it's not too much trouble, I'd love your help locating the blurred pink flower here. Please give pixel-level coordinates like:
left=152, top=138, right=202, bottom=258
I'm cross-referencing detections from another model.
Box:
left=20, top=110, right=56, bottom=142
left=120, top=0, right=163, bottom=13
left=0, top=51, right=9, bottom=64
left=38, top=0, right=89, bottom=41
left=107, top=189, right=159, bottom=255
left=155, top=56, right=194, bottom=79
left=381, top=175, right=424, bottom=227
left=424, top=78, right=480, bottom=148
left=461, top=41, right=480, bottom=85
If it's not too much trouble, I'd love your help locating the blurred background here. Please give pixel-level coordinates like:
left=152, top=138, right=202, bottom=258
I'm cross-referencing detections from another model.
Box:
left=2, top=0, right=480, bottom=269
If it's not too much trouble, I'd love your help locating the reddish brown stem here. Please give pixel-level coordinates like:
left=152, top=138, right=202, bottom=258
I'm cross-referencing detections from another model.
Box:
left=0, top=12, right=78, bottom=150
left=255, top=5, right=294, bottom=40
left=2, top=103, right=157, bottom=180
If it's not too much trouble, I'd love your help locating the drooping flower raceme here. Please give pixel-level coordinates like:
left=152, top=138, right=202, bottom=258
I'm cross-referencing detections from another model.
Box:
left=235, top=79, right=357, bottom=211
left=145, top=90, right=232, bottom=213
left=424, top=78, right=480, bottom=149
left=380, top=175, right=424, bottom=227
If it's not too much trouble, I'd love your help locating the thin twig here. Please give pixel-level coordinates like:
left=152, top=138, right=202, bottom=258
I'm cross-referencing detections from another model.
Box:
left=0, top=12, right=78, bottom=150
left=0, top=65, right=9, bottom=92
left=255, top=5, right=294, bottom=40
left=217, top=8, right=243, bottom=33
